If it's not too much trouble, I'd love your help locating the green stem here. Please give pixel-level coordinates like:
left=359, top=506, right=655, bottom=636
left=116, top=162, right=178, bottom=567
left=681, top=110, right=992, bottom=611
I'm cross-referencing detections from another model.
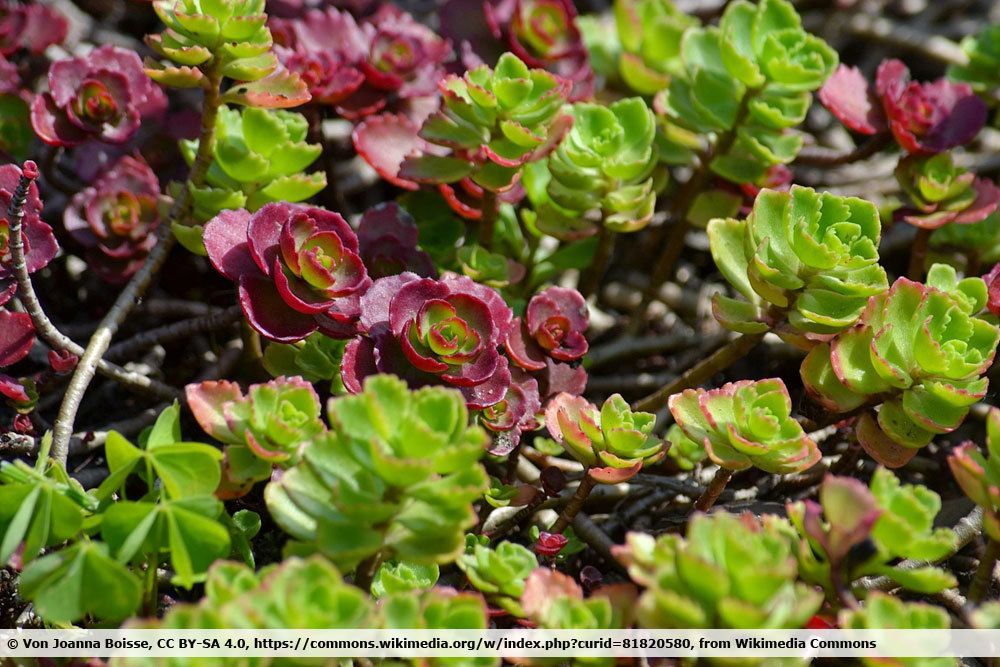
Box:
left=478, top=190, right=499, bottom=250
left=578, top=226, right=615, bottom=299
left=970, top=538, right=1000, bottom=603
left=143, top=551, right=159, bottom=616
left=550, top=473, right=597, bottom=534
left=50, top=64, right=224, bottom=465
left=629, top=90, right=758, bottom=334
left=908, top=227, right=932, bottom=280
left=692, top=467, right=733, bottom=513
left=633, top=332, right=766, bottom=413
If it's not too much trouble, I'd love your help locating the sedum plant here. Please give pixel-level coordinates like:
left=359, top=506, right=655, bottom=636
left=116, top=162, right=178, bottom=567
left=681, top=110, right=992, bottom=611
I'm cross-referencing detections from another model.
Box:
left=146, top=0, right=309, bottom=108
left=265, top=375, right=490, bottom=571
left=786, top=474, right=956, bottom=603
left=521, top=567, right=636, bottom=636
left=545, top=392, right=664, bottom=482
left=668, top=378, right=820, bottom=474
left=186, top=376, right=325, bottom=495
left=612, top=0, right=698, bottom=95
left=948, top=25, right=1000, bottom=93
left=181, top=105, right=326, bottom=223
left=458, top=535, right=538, bottom=615
left=708, top=185, right=887, bottom=340
left=802, top=266, right=999, bottom=467
left=895, top=153, right=1000, bottom=230
left=657, top=0, right=837, bottom=183
left=524, top=97, right=659, bottom=239
left=615, top=512, right=822, bottom=630
left=838, top=594, right=956, bottom=667
left=949, top=408, right=1000, bottom=542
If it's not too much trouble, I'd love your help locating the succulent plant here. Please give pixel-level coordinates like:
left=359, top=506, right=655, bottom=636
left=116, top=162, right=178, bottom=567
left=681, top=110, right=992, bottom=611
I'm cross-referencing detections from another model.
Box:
left=895, top=153, right=1000, bottom=230
left=204, top=202, right=370, bottom=343
left=458, top=535, right=538, bottom=614
left=64, top=155, right=162, bottom=284
left=787, top=475, right=956, bottom=600
left=708, top=185, right=888, bottom=339
left=932, top=213, right=1000, bottom=271
left=126, top=556, right=376, bottom=631
left=987, top=262, right=1000, bottom=317
left=479, top=373, right=541, bottom=454
left=371, top=559, right=439, bottom=597
left=147, top=0, right=309, bottom=107
left=612, top=0, right=697, bottom=95
left=525, top=97, right=659, bottom=239
left=262, top=333, right=348, bottom=394
left=441, top=0, right=594, bottom=102
left=668, top=378, right=821, bottom=474
left=838, top=594, right=955, bottom=667
left=0, top=309, right=34, bottom=369
left=545, top=393, right=664, bottom=482
left=616, top=512, right=822, bottom=629
left=186, top=376, right=325, bottom=494
left=342, top=273, right=514, bottom=409
left=521, top=567, right=636, bottom=632
left=180, top=105, right=326, bottom=224
left=357, top=202, right=436, bottom=279
left=664, top=424, right=707, bottom=471
left=506, top=286, right=589, bottom=372
left=355, top=52, right=572, bottom=198
left=819, top=59, right=987, bottom=155
left=802, top=267, right=999, bottom=467
left=657, top=0, right=837, bottom=183
left=273, top=5, right=449, bottom=121
left=949, top=408, right=1000, bottom=542
left=0, top=1, right=68, bottom=56
left=948, top=25, right=1000, bottom=94
left=30, top=46, right=167, bottom=147
left=382, top=587, right=493, bottom=638
left=265, top=375, right=490, bottom=569
left=0, top=163, right=57, bottom=308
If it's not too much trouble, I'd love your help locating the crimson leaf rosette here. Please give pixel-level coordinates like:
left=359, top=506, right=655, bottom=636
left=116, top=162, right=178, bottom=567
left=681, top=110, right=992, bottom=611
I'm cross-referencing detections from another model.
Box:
left=505, top=286, right=589, bottom=372
left=948, top=408, right=1000, bottom=542
left=668, top=378, right=820, bottom=474
left=264, top=375, right=489, bottom=569
left=524, top=97, right=659, bottom=240
left=342, top=272, right=514, bottom=410
left=615, top=512, right=822, bottom=630
left=64, top=155, right=161, bottom=284
left=0, top=1, right=68, bottom=57
left=479, top=372, right=541, bottom=455
left=30, top=46, right=167, bottom=148
left=818, top=59, right=987, bottom=155
left=204, top=202, right=371, bottom=343
left=802, top=266, right=999, bottom=467
left=186, top=376, right=325, bottom=496
left=441, top=0, right=594, bottom=102
left=894, top=153, right=1000, bottom=230
left=0, top=163, right=57, bottom=307
left=357, top=202, right=436, bottom=279
left=707, top=185, right=887, bottom=340
left=544, top=392, right=664, bottom=482
left=355, top=52, right=572, bottom=196
left=272, top=5, right=450, bottom=121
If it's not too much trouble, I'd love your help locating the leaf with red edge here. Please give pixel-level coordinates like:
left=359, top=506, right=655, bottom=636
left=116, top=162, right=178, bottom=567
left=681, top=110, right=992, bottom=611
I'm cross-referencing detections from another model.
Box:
left=0, top=310, right=34, bottom=367
left=221, top=69, right=311, bottom=109
left=857, top=411, right=918, bottom=468
left=589, top=461, right=643, bottom=484
left=353, top=113, right=425, bottom=190
left=817, top=65, right=886, bottom=135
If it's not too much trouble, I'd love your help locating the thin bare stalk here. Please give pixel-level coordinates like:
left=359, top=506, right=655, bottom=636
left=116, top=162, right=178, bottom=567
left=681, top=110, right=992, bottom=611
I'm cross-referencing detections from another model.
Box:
left=794, top=133, right=891, bottom=167
left=106, top=305, right=242, bottom=360
left=550, top=474, right=597, bottom=534
left=6, top=163, right=178, bottom=401
left=969, top=538, right=1000, bottom=604
left=478, top=190, right=499, bottom=250
left=633, top=332, right=765, bottom=413
left=693, top=467, right=733, bottom=513
left=908, top=228, right=932, bottom=280
left=51, top=65, right=223, bottom=464
left=578, top=226, right=615, bottom=299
